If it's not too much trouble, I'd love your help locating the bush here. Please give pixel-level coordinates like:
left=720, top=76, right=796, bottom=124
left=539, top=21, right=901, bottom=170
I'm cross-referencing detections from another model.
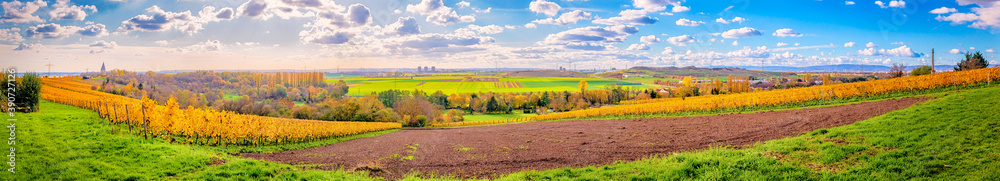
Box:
left=16, top=72, right=42, bottom=112
left=910, top=65, right=933, bottom=76
left=415, top=115, right=428, bottom=127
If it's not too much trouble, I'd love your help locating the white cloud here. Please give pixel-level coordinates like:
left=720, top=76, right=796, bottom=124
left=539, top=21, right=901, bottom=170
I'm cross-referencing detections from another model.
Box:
left=532, top=10, right=591, bottom=25
left=776, top=42, right=788, bottom=47
left=89, top=40, right=118, bottom=49
left=473, top=7, right=491, bottom=13
left=666, top=34, right=695, bottom=46
left=173, top=39, right=223, bottom=53
left=25, top=23, right=81, bottom=39
left=541, top=25, right=638, bottom=45
left=731, top=17, right=746, bottom=24
left=1, top=0, right=47, bottom=23
left=969, top=46, right=975, bottom=50
left=529, top=0, right=561, bottom=17
left=845, top=1, right=856, bottom=5
left=237, top=0, right=320, bottom=20
left=118, top=5, right=210, bottom=35
left=661, top=47, right=675, bottom=55
left=714, top=17, right=745, bottom=24
left=78, top=22, right=108, bottom=37
left=0, top=28, right=24, bottom=42
left=866, top=42, right=877, bottom=48
left=459, top=24, right=504, bottom=34
left=772, top=28, right=802, bottom=37
left=386, top=33, right=494, bottom=50
left=731, top=40, right=739, bottom=46
left=857, top=45, right=920, bottom=57
left=626, top=43, right=650, bottom=51
left=384, top=16, right=421, bottom=36
left=12, top=42, right=43, bottom=51
left=633, top=0, right=681, bottom=11
left=89, top=40, right=118, bottom=54
left=407, top=0, right=449, bottom=15
left=986, top=48, right=995, bottom=53
left=875, top=1, right=887, bottom=8
left=721, top=27, right=761, bottom=39
left=49, top=0, right=97, bottom=21
left=524, top=23, right=537, bottom=29
left=672, top=5, right=690, bottom=13
left=795, top=43, right=800, bottom=46
left=844, top=41, right=856, bottom=47
left=930, top=7, right=958, bottom=14
left=425, top=10, right=476, bottom=26
left=593, top=9, right=658, bottom=25
left=154, top=40, right=169, bottom=46
left=199, top=6, right=235, bottom=22
left=456, top=1, right=470, bottom=8
left=889, top=0, right=905, bottom=8
left=948, top=48, right=963, bottom=54
left=716, top=18, right=728, bottom=24
left=675, top=18, right=704, bottom=26
left=891, top=41, right=904, bottom=45
left=640, top=35, right=661, bottom=44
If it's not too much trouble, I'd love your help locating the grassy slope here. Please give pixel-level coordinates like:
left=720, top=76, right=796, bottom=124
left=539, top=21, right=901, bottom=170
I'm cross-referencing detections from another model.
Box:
left=487, top=86, right=1000, bottom=180
left=1, top=100, right=385, bottom=180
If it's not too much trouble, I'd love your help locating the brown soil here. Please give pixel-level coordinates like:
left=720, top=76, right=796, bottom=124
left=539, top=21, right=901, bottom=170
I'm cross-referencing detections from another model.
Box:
left=241, top=97, right=930, bottom=180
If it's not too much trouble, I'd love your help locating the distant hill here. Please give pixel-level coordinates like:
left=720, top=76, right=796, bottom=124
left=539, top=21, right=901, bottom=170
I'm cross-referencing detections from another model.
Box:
left=710, top=64, right=956, bottom=72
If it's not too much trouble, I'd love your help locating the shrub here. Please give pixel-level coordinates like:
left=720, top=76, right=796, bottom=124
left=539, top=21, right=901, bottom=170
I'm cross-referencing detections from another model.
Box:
left=16, top=72, right=42, bottom=112
left=910, top=65, right=933, bottom=76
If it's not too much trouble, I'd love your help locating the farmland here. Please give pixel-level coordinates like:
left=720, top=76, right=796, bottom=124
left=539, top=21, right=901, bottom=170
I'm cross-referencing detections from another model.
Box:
left=8, top=81, right=999, bottom=180
left=335, top=75, right=651, bottom=96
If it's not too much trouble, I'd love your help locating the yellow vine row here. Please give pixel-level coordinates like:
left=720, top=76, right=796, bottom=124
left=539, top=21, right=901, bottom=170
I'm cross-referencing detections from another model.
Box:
left=40, top=78, right=401, bottom=146
left=457, top=67, right=1000, bottom=127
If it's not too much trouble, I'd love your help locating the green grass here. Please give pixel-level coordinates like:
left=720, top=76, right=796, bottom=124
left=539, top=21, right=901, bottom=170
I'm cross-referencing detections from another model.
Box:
left=1, top=100, right=384, bottom=180
left=462, top=110, right=535, bottom=122
left=223, top=93, right=241, bottom=101
left=490, top=85, right=1000, bottom=180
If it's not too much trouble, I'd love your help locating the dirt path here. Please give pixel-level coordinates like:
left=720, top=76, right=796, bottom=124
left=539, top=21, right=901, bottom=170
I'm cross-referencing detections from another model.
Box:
left=241, top=97, right=930, bottom=179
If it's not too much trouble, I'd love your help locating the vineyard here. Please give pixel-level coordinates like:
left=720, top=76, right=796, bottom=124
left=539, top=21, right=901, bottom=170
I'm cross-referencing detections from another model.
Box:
left=457, top=67, right=1000, bottom=127
left=40, top=78, right=401, bottom=146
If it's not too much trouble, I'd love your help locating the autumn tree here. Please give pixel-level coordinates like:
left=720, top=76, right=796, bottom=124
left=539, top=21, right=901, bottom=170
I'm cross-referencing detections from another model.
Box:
left=889, top=64, right=906, bottom=78
left=955, top=51, right=989, bottom=71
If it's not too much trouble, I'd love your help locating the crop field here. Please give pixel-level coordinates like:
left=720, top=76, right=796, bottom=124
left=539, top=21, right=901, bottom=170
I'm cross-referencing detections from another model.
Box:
left=336, top=75, right=650, bottom=96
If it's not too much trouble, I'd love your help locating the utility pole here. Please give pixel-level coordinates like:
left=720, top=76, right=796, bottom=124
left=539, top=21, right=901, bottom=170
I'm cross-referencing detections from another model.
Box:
left=45, top=61, right=53, bottom=77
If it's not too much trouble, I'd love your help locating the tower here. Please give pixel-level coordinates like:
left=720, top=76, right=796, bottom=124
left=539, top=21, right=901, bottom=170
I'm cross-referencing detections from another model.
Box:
left=931, top=48, right=935, bottom=73
left=100, top=62, right=106, bottom=76
left=431, top=66, right=435, bottom=72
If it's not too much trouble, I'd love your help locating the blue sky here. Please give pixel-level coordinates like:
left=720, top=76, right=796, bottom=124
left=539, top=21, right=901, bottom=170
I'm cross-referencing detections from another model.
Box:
left=2, top=0, right=998, bottom=72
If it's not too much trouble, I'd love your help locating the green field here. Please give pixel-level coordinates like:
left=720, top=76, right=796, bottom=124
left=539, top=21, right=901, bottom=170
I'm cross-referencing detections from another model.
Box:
left=462, top=110, right=535, bottom=122
left=337, top=76, right=651, bottom=96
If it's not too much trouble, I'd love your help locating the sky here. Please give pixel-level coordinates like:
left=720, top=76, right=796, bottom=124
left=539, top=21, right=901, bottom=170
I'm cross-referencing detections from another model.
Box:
left=1, top=0, right=999, bottom=72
